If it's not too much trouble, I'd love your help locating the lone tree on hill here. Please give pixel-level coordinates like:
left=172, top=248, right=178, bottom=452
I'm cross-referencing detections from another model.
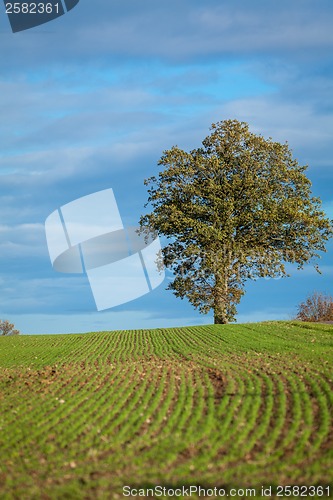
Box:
left=140, top=120, right=333, bottom=324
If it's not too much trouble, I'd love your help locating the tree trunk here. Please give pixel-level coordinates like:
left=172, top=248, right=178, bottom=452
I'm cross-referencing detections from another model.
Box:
left=213, top=272, right=229, bottom=324
left=214, top=310, right=228, bottom=324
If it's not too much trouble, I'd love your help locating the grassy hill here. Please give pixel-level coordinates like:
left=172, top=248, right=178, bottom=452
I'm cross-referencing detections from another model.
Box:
left=0, top=322, right=332, bottom=499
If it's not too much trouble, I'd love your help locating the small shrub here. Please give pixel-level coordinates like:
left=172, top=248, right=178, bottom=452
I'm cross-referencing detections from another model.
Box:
left=0, top=319, right=20, bottom=336
left=296, top=291, right=333, bottom=322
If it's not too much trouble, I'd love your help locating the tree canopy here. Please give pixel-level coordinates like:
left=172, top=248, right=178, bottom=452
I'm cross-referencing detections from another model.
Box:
left=140, top=120, right=333, bottom=324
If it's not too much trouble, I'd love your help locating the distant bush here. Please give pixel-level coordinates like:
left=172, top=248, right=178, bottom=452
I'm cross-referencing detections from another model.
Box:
left=0, top=319, right=20, bottom=336
left=296, top=291, right=333, bottom=322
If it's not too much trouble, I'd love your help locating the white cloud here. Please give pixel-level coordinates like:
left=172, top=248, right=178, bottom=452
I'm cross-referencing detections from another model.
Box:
left=0, top=223, right=45, bottom=258
left=216, top=95, right=333, bottom=167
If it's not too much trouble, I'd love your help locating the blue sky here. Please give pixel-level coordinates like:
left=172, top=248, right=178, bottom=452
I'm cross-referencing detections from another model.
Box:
left=0, top=0, right=333, bottom=334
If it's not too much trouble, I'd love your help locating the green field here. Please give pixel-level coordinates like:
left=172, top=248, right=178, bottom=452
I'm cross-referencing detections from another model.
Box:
left=0, top=322, right=332, bottom=499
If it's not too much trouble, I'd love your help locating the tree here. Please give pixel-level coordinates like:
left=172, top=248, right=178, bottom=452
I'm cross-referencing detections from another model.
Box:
left=0, top=319, right=20, bottom=336
left=296, top=291, right=333, bottom=322
left=140, top=120, right=333, bottom=324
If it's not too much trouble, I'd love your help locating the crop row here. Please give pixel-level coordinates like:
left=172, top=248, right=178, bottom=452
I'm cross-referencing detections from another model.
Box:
left=0, top=322, right=332, bottom=499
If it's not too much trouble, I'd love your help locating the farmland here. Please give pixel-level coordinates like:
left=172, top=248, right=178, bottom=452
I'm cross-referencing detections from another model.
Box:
left=0, top=322, right=332, bottom=499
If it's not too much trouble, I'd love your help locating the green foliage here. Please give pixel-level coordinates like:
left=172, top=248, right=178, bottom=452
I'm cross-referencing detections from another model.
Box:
left=140, top=120, right=333, bottom=323
left=296, top=291, right=333, bottom=322
left=0, top=322, right=332, bottom=498
left=0, top=319, right=20, bottom=336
